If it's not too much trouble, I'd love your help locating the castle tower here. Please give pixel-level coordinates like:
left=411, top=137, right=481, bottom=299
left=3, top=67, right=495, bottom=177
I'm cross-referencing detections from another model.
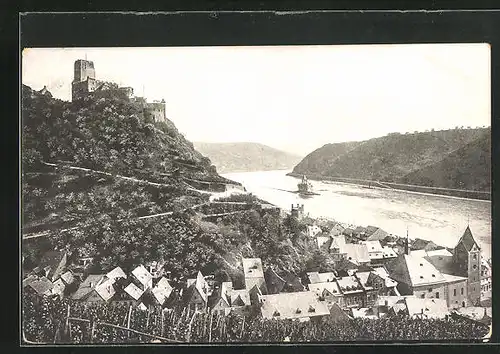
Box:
left=453, top=226, right=481, bottom=305
left=71, top=59, right=98, bottom=101
left=73, top=59, right=95, bottom=83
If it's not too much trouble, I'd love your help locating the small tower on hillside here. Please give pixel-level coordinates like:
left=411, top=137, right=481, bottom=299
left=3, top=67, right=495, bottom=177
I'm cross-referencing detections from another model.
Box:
left=291, top=204, right=304, bottom=219
left=453, top=226, right=481, bottom=305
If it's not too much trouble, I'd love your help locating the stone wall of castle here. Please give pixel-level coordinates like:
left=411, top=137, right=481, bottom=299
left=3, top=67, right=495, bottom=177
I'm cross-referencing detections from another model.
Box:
left=72, top=78, right=102, bottom=101
left=144, top=102, right=166, bottom=123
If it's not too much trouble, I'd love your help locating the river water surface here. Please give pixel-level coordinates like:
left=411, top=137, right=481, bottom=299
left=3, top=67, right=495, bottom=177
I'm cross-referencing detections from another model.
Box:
left=222, top=170, right=491, bottom=259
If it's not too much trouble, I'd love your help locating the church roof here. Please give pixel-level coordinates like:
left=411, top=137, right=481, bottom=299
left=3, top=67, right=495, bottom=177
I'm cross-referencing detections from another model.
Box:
left=456, top=226, right=480, bottom=252
left=388, top=254, right=446, bottom=288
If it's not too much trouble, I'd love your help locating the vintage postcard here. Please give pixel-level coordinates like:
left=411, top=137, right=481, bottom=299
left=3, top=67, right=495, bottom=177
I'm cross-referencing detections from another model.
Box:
left=21, top=18, right=492, bottom=344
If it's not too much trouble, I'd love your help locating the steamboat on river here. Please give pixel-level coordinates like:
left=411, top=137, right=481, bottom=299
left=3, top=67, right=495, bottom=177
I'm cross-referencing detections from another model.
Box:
left=297, top=175, right=320, bottom=198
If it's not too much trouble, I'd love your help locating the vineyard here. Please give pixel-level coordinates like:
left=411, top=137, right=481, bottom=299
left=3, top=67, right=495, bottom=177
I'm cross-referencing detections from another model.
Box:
left=22, top=293, right=489, bottom=343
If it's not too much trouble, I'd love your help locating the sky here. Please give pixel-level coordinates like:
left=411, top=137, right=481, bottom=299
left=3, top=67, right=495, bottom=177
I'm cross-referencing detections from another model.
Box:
left=22, top=44, right=490, bottom=156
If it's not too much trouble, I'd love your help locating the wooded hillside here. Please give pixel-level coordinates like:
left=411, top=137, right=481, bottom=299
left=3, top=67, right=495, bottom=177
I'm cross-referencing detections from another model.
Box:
left=292, top=128, right=490, bottom=192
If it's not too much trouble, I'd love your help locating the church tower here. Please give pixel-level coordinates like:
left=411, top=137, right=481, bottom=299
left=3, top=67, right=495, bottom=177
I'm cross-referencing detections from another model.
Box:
left=453, top=226, right=481, bottom=305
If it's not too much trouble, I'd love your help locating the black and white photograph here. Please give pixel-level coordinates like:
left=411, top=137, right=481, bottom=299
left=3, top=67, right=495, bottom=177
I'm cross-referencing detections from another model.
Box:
left=20, top=27, right=492, bottom=344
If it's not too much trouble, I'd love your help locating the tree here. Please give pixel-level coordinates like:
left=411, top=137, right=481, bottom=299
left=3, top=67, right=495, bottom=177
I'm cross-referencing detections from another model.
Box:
left=305, top=250, right=332, bottom=272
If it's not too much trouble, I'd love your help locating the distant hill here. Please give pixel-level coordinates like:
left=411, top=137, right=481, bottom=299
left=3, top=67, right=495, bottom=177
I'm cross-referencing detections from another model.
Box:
left=292, top=128, right=491, bottom=192
left=400, top=131, right=490, bottom=191
left=194, top=142, right=302, bottom=173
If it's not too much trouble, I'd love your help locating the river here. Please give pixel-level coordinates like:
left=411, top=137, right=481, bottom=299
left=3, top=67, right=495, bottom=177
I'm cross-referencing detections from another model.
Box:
left=222, top=169, right=491, bottom=259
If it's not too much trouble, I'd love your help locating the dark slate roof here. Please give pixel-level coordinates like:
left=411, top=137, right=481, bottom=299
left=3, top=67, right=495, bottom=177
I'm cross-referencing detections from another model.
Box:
left=457, top=226, right=479, bottom=252
left=365, top=226, right=379, bottom=236
left=424, top=255, right=459, bottom=276
left=328, top=303, right=351, bottom=322
left=281, top=271, right=306, bottom=292
left=264, top=267, right=286, bottom=294
left=72, top=274, right=105, bottom=300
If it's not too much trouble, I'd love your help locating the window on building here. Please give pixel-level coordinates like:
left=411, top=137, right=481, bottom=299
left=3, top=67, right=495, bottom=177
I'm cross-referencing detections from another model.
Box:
left=473, top=254, right=477, bottom=260
left=428, top=288, right=432, bottom=292
left=435, top=292, right=439, bottom=299
left=473, top=265, right=477, bottom=270
left=453, top=289, right=457, bottom=296
left=462, top=301, right=465, bottom=307
left=461, top=288, right=464, bottom=295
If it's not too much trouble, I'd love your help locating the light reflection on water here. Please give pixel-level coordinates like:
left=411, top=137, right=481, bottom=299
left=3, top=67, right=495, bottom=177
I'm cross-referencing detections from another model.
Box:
left=223, top=169, right=491, bottom=259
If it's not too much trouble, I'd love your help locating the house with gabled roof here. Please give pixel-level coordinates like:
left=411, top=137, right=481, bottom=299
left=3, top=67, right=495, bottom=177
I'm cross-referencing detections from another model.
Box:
left=184, top=271, right=209, bottom=312
left=229, top=288, right=251, bottom=308
left=122, top=282, right=145, bottom=305
left=308, top=281, right=344, bottom=310
left=264, top=267, right=286, bottom=294
left=60, top=271, right=75, bottom=286
left=151, top=277, right=173, bottom=307
left=355, top=271, right=382, bottom=307
left=264, top=268, right=305, bottom=294
left=329, top=302, right=351, bottom=322
left=26, top=276, right=54, bottom=297
left=364, top=240, right=384, bottom=265
left=130, top=265, right=153, bottom=291
left=32, top=250, right=68, bottom=282
left=94, top=278, right=117, bottom=302
left=343, top=244, right=370, bottom=265
left=71, top=274, right=106, bottom=302
left=242, top=258, right=268, bottom=294
left=405, top=297, right=449, bottom=319
left=352, top=226, right=367, bottom=239
left=366, top=227, right=388, bottom=242
left=380, top=246, right=398, bottom=263
left=106, top=266, right=127, bottom=282
left=336, top=275, right=365, bottom=309
left=329, top=235, right=347, bottom=262
left=387, top=253, right=448, bottom=301
left=208, top=281, right=232, bottom=314
left=329, top=223, right=345, bottom=237
left=335, top=258, right=359, bottom=277
left=259, top=291, right=330, bottom=322
left=371, top=267, right=399, bottom=295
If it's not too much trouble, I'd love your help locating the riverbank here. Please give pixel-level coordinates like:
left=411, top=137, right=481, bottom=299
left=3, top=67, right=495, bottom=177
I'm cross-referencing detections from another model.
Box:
left=287, top=172, right=491, bottom=201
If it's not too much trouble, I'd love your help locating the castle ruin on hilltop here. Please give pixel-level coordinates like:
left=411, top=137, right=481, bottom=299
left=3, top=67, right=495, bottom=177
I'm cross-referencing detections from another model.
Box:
left=71, top=59, right=167, bottom=123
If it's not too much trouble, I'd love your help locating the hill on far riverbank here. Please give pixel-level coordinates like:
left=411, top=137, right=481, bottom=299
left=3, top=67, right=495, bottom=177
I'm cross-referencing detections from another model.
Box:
left=194, top=142, right=302, bottom=173
left=292, top=128, right=491, bottom=192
